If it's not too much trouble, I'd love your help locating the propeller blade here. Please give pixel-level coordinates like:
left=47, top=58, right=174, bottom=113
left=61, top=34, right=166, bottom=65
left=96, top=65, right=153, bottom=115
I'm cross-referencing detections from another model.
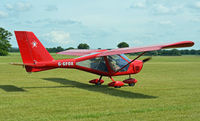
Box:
left=142, top=57, right=152, bottom=63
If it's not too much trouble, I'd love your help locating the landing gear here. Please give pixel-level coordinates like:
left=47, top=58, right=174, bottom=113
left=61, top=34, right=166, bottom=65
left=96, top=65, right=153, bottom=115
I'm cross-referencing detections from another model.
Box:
left=108, top=77, right=124, bottom=88
left=89, top=75, right=104, bottom=85
left=123, top=75, right=137, bottom=87
left=89, top=75, right=137, bottom=88
left=95, top=81, right=102, bottom=86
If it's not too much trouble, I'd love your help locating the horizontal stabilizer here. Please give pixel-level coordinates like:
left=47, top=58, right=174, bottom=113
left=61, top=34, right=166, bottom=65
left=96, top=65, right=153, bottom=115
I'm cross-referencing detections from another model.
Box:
left=10, top=63, right=25, bottom=66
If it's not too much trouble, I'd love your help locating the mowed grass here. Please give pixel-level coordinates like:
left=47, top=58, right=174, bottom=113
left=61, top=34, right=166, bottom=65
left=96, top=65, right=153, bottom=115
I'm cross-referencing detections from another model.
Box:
left=0, top=53, right=200, bottom=121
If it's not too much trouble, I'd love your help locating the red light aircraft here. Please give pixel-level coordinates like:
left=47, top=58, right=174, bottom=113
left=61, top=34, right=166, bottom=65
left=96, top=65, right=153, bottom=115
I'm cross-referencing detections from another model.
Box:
left=13, top=31, right=194, bottom=88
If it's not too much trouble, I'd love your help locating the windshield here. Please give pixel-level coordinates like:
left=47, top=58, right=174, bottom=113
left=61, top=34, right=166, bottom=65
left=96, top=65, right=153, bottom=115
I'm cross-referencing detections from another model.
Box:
left=120, top=54, right=131, bottom=62
left=107, top=54, right=129, bottom=72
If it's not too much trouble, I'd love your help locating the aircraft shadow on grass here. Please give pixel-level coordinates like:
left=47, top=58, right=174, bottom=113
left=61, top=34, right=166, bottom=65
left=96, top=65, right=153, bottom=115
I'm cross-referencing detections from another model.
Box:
left=0, top=85, right=26, bottom=92
left=0, top=79, right=157, bottom=99
left=41, top=78, right=157, bottom=99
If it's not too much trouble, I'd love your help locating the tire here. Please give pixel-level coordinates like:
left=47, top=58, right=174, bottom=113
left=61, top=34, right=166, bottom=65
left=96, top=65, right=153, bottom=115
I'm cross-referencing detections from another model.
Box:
left=95, top=82, right=101, bottom=85
left=128, top=83, right=135, bottom=86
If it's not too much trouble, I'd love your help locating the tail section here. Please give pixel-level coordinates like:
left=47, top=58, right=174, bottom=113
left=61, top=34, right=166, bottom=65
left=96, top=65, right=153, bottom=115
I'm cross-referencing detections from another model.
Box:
left=14, top=31, right=54, bottom=72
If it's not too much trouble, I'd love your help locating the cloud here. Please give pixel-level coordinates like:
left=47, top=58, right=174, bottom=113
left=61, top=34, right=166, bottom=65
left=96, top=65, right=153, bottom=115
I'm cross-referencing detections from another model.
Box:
left=154, top=4, right=170, bottom=13
left=44, top=31, right=72, bottom=45
left=159, top=20, right=174, bottom=25
left=132, top=40, right=144, bottom=45
left=0, top=11, right=8, bottom=18
left=45, top=5, right=58, bottom=11
left=130, top=1, right=146, bottom=8
left=5, top=4, right=13, bottom=9
left=185, top=1, right=200, bottom=15
left=129, top=1, right=184, bottom=15
left=6, top=2, right=32, bottom=11
left=152, top=4, right=182, bottom=15
left=36, top=19, right=81, bottom=26
left=191, top=17, right=200, bottom=22
left=194, top=1, right=200, bottom=9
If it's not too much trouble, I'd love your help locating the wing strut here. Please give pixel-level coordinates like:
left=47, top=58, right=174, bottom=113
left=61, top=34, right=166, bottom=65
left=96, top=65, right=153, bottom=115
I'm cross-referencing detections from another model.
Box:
left=114, top=52, right=146, bottom=73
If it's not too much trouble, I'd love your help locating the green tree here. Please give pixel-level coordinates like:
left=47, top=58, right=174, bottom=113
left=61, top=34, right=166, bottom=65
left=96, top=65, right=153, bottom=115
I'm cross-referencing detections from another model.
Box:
left=170, top=49, right=181, bottom=56
left=190, top=49, right=197, bottom=55
left=9, top=47, right=19, bottom=52
left=65, top=47, right=74, bottom=50
left=46, top=46, right=65, bottom=52
left=145, top=51, right=158, bottom=56
left=197, top=50, right=200, bottom=55
left=0, top=27, right=12, bottom=56
left=56, top=46, right=64, bottom=52
left=78, top=43, right=89, bottom=49
left=117, top=42, right=129, bottom=48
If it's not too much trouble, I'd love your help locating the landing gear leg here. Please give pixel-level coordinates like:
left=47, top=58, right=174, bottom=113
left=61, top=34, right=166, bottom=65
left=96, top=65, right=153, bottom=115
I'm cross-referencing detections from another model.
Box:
left=96, top=75, right=103, bottom=85
left=128, top=74, right=136, bottom=86
left=110, top=76, right=115, bottom=82
left=129, top=74, right=131, bottom=79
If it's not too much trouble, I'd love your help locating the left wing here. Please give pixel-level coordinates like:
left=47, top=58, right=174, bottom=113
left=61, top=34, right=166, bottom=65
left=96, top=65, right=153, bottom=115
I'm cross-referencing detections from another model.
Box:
left=57, top=49, right=107, bottom=56
left=97, top=41, right=194, bottom=57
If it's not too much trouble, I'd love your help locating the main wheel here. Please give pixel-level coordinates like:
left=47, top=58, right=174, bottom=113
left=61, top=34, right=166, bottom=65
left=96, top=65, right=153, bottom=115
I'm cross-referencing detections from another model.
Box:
left=128, top=83, right=135, bottom=86
left=114, top=86, right=121, bottom=88
left=95, top=81, right=102, bottom=86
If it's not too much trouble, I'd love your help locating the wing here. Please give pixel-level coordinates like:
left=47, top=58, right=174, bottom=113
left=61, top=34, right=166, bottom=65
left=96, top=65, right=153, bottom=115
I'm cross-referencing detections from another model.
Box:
left=57, top=41, right=194, bottom=57
left=97, top=41, right=194, bottom=57
left=57, top=49, right=107, bottom=56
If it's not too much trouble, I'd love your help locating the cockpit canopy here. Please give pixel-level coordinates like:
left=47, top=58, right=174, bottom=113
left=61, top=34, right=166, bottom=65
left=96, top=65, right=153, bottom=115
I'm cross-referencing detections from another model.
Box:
left=76, top=54, right=131, bottom=72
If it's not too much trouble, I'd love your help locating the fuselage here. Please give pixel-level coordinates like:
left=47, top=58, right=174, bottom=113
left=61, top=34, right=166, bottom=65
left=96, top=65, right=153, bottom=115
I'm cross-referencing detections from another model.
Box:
left=28, top=54, right=143, bottom=77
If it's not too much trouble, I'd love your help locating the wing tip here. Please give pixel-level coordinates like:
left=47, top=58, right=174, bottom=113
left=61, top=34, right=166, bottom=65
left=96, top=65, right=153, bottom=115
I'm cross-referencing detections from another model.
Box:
left=163, top=41, right=194, bottom=49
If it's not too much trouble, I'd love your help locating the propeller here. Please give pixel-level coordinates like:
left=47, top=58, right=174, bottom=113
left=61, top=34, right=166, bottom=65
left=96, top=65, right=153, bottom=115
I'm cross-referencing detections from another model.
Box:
left=142, top=57, right=152, bottom=63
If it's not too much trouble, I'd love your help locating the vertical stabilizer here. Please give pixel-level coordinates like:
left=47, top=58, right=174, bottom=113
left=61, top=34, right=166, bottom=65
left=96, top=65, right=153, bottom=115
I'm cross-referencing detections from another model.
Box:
left=14, top=31, right=55, bottom=72
left=14, top=31, right=54, bottom=64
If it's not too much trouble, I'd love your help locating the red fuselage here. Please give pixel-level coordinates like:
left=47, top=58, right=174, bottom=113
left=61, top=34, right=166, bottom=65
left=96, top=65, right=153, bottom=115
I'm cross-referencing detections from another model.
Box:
left=25, top=53, right=143, bottom=77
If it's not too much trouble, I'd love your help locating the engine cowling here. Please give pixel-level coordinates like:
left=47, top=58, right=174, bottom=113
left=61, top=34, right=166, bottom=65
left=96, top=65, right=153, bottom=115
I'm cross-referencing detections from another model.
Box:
left=133, top=60, right=143, bottom=74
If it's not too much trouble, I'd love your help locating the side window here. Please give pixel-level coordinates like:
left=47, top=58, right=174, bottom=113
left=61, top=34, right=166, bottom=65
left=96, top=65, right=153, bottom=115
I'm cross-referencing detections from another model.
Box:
left=76, top=57, right=108, bottom=72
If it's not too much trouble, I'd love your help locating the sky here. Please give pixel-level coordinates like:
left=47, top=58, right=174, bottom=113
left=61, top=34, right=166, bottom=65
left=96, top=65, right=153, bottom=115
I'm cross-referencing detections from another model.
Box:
left=0, top=0, right=199, bottom=49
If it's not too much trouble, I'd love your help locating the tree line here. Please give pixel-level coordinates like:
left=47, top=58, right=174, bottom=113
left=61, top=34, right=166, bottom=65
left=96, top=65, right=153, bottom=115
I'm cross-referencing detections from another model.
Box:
left=130, top=49, right=200, bottom=56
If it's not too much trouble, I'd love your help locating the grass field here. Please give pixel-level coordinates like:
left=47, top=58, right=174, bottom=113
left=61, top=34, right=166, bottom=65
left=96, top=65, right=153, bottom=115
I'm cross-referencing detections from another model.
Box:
left=0, top=53, right=200, bottom=121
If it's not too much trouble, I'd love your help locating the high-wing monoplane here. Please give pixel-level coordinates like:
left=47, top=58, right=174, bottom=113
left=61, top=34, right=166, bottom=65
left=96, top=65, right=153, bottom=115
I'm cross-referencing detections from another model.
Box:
left=13, top=31, right=194, bottom=88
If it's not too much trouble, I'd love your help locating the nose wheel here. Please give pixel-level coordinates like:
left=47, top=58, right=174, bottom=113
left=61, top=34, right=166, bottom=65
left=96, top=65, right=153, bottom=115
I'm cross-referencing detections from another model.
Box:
left=128, top=83, right=135, bottom=86
left=123, top=78, right=137, bottom=86
left=123, top=75, right=138, bottom=86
